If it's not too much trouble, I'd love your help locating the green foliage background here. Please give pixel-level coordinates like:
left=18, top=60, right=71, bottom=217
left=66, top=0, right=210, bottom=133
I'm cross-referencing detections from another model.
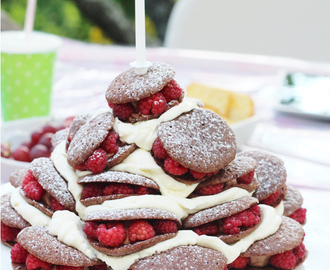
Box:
left=1, top=0, right=139, bottom=43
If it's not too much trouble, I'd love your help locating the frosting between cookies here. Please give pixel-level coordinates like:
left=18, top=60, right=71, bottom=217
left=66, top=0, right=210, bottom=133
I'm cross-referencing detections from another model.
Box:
left=111, top=148, right=198, bottom=198
left=51, top=141, right=86, bottom=218
left=49, top=205, right=281, bottom=270
left=113, top=97, right=199, bottom=150
left=275, top=201, right=284, bottom=216
left=10, top=188, right=51, bottom=226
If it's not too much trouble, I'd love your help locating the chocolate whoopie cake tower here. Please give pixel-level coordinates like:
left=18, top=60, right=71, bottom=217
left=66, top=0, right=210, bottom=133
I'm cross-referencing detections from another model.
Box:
left=4, top=62, right=308, bottom=270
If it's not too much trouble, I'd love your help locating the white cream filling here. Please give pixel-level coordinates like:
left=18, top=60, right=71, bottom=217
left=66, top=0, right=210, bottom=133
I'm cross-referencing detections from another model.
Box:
left=275, top=201, right=284, bottom=216
left=113, top=97, right=199, bottom=150
left=49, top=211, right=96, bottom=259
left=49, top=205, right=281, bottom=270
left=10, top=188, right=51, bottom=226
left=51, top=141, right=86, bottom=218
left=111, top=149, right=198, bottom=198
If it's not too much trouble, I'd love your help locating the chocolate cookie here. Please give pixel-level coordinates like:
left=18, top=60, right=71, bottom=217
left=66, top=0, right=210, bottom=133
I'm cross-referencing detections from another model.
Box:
left=51, top=127, right=69, bottom=148
left=67, top=111, right=115, bottom=167
left=9, top=168, right=27, bottom=188
left=30, top=158, right=75, bottom=212
left=106, top=62, right=175, bottom=104
left=106, top=143, right=137, bottom=169
left=84, top=208, right=181, bottom=256
left=78, top=171, right=160, bottom=206
left=238, top=151, right=287, bottom=204
left=17, top=226, right=103, bottom=268
left=155, top=108, right=236, bottom=184
left=192, top=156, right=259, bottom=196
left=241, top=216, right=307, bottom=269
left=1, top=194, right=30, bottom=247
left=182, top=197, right=261, bottom=244
left=130, top=245, right=227, bottom=270
left=283, top=186, right=303, bottom=217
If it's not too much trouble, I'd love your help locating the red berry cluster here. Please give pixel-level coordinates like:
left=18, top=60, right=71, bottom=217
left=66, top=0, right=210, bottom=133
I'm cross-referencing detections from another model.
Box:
left=83, top=219, right=178, bottom=247
left=1, top=222, right=20, bottom=242
left=228, top=256, right=249, bottom=269
left=109, top=80, right=183, bottom=121
left=269, top=241, right=306, bottom=270
left=196, top=183, right=224, bottom=196
left=81, top=183, right=159, bottom=200
left=193, top=221, right=219, bottom=236
left=152, top=138, right=218, bottom=180
left=74, top=131, right=121, bottom=174
left=260, top=190, right=281, bottom=205
left=22, top=170, right=44, bottom=201
left=289, top=208, right=307, bottom=224
left=1, top=117, right=74, bottom=163
left=222, top=205, right=261, bottom=235
left=237, top=171, right=254, bottom=185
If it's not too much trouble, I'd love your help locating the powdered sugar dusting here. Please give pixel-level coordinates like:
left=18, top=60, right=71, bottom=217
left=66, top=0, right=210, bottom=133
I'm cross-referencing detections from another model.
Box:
left=1, top=194, right=30, bottom=229
left=183, top=197, right=258, bottom=228
left=242, top=216, right=304, bottom=256
left=30, top=158, right=75, bottom=211
left=84, top=208, right=181, bottom=226
left=106, top=62, right=175, bottom=104
left=51, top=128, right=69, bottom=148
left=158, top=108, right=237, bottom=172
left=238, top=151, right=287, bottom=200
left=78, top=171, right=159, bottom=190
left=17, top=226, right=100, bottom=266
left=283, top=186, right=303, bottom=216
left=67, top=112, right=115, bottom=167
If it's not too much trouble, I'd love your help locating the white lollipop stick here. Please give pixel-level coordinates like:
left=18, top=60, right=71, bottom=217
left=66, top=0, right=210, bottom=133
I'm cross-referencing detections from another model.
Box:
left=130, top=0, right=151, bottom=75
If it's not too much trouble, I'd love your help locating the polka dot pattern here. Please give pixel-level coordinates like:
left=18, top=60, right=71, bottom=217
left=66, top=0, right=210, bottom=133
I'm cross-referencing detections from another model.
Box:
left=1, top=52, right=57, bottom=121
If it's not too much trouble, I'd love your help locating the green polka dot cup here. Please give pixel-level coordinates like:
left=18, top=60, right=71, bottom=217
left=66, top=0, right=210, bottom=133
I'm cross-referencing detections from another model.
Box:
left=1, top=31, right=61, bottom=122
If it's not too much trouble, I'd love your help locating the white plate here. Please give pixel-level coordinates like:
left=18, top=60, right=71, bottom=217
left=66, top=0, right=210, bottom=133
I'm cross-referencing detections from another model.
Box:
left=1, top=182, right=329, bottom=270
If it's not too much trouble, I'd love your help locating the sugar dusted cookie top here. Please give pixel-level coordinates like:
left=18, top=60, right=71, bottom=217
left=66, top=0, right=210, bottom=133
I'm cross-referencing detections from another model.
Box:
left=106, top=62, right=175, bottom=104
left=283, top=186, right=304, bottom=216
left=158, top=108, right=237, bottom=173
left=130, top=245, right=227, bottom=270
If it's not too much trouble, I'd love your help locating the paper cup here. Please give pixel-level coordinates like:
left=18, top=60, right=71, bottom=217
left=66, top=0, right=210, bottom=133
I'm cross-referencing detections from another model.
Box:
left=1, top=31, right=62, bottom=122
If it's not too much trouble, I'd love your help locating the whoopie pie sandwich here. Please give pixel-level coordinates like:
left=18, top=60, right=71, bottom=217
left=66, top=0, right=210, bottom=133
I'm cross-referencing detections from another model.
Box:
left=105, top=62, right=184, bottom=123
left=283, top=186, right=307, bottom=225
left=152, top=108, right=237, bottom=184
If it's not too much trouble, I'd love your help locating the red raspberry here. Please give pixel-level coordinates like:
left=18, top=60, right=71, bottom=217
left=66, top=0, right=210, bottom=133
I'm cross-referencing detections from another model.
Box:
left=289, top=208, right=307, bottom=224
left=138, top=93, right=167, bottom=115
left=269, top=250, right=296, bottom=270
left=223, top=217, right=242, bottom=234
left=234, top=207, right=260, bottom=228
left=223, top=266, right=228, bottom=270
left=249, top=205, right=261, bottom=216
left=237, top=171, right=254, bottom=184
left=23, top=180, right=44, bottom=201
left=81, top=183, right=105, bottom=199
left=86, top=148, right=108, bottom=173
left=228, top=256, right=249, bottom=269
left=1, top=222, right=20, bottom=242
left=190, top=170, right=207, bottom=180
left=104, top=183, right=134, bottom=195
left=50, top=197, right=67, bottom=211
left=112, top=103, right=135, bottom=121
left=83, top=221, right=100, bottom=240
left=74, top=162, right=88, bottom=171
left=193, top=221, right=219, bottom=236
left=89, top=265, right=108, bottom=270
left=206, top=170, right=219, bottom=177
left=134, top=186, right=149, bottom=195
left=97, top=222, right=127, bottom=247
left=128, top=220, right=155, bottom=242
left=153, top=220, right=178, bottom=234
left=260, top=190, right=281, bottom=205
left=164, top=156, right=188, bottom=175
left=100, top=131, right=119, bottom=154
left=293, top=241, right=306, bottom=260
left=56, top=266, right=83, bottom=270
left=26, top=254, right=52, bottom=270
left=152, top=138, right=168, bottom=160
left=10, top=243, right=29, bottom=264
left=196, top=183, right=224, bottom=195
left=160, top=80, right=183, bottom=102
left=22, top=170, right=37, bottom=188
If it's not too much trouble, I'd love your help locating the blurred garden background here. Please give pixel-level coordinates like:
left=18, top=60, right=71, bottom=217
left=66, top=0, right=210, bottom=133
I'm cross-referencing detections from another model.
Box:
left=1, top=0, right=175, bottom=46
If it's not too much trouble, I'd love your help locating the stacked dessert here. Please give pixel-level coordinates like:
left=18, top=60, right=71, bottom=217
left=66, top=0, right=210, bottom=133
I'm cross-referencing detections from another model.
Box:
left=1, top=62, right=307, bottom=270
